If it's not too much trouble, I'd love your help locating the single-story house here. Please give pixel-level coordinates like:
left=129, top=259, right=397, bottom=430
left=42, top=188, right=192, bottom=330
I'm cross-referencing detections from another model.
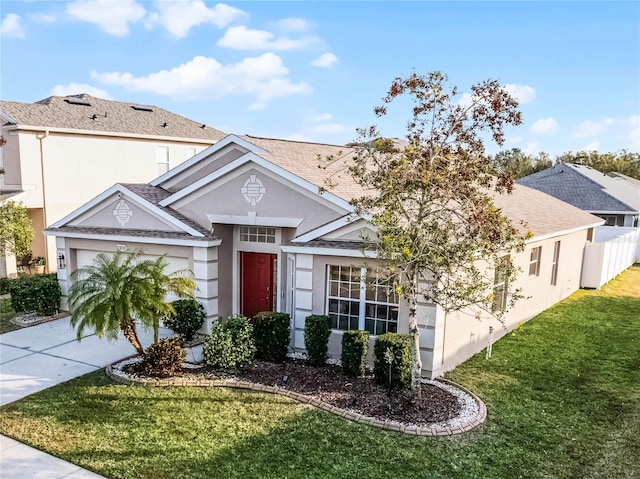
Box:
left=518, top=163, right=640, bottom=228
left=46, top=135, right=603, bottom=377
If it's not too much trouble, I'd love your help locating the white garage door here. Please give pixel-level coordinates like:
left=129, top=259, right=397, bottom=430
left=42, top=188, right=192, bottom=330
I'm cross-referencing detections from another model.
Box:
left=75, top=249, right=189, bottom=273
left=74, top=249, right=190, bottom=302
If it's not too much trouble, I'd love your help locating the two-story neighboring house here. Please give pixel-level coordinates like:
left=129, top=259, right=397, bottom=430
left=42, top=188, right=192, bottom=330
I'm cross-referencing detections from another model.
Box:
left=518, top=163, right=640, bottom=228
left=0, top=94, right=226, bottom=275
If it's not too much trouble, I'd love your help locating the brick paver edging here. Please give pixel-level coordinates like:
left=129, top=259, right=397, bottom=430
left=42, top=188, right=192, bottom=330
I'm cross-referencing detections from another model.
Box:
left=105, top=362, right=486, bottom=436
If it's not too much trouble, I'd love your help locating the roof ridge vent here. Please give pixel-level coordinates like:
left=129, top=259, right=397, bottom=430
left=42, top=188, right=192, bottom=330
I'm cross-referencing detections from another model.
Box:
left=131, top=105, right=153, bottom=112
left=64, top=97, right=91, bottom=106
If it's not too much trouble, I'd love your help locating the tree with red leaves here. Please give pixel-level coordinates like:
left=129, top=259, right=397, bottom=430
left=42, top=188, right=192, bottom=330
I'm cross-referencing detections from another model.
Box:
left=340, top=72, right=529, bottom=395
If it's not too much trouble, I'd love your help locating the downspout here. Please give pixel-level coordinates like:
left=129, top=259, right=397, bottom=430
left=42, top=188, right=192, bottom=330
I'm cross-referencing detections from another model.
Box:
left=36, top=130, right=50, bottom=272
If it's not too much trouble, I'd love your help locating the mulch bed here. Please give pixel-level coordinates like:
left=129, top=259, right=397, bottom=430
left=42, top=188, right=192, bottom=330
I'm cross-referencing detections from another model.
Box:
left=125, top=357, right=461, bottom=427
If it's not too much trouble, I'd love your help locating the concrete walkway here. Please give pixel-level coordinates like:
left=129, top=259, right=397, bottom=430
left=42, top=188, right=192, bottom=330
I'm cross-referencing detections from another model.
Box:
left=0, top=316, right=178, bottom=479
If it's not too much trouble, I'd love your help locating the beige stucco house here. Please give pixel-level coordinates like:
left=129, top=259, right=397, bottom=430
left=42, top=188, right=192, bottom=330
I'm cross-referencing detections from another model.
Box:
left=45, top=134, right=603, bottom=377
left=0, top=94, right=226, bottom=275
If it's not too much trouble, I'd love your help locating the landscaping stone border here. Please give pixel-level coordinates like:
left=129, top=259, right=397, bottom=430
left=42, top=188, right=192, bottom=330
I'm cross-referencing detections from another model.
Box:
left=105, top=360, right=486, bottom=436
left=11, top=311, right=70, bottom=328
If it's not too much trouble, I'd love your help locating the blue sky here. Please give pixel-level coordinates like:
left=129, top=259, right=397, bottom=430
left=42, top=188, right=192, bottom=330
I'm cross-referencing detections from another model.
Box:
left=1, top=1, right=638, bottom=156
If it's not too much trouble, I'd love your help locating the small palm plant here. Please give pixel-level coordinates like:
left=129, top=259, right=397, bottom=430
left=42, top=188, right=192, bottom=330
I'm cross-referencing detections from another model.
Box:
left=68, top=250, right=196, bottom=354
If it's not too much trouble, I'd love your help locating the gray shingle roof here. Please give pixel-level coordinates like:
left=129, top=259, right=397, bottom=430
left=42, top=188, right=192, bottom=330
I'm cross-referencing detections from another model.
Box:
left=121, top=183, right=212, bottom=236
left=240, top=136, right=602, bottom=237
left=51, top=226, right=217, bottom=242
left=0, top=94, right=226, bottom=141
left=517, top=163, right=640, bottom=213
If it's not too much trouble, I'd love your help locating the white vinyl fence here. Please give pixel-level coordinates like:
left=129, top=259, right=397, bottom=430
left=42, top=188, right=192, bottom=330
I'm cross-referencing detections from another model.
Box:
left=581, top=226, right=640, bottom=289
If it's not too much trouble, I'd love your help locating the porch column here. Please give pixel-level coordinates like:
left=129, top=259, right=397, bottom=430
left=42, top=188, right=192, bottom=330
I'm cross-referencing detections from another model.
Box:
left=192, top=245, right=219, bottom=333
left=293, top=253, right=314, bottom=349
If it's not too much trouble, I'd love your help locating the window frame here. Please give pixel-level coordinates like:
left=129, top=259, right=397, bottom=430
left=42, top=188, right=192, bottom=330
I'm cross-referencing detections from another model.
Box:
left=529, top=246, right=542, bottom=277
left=492, top=256, right=510, bottom=312
left=156, top=146, right=170, bottom=176
left=239, top=226, right=276, bottom=244
left=325, top=265, right=399, bottom=336
left=550, top=241, right=561, bottom=286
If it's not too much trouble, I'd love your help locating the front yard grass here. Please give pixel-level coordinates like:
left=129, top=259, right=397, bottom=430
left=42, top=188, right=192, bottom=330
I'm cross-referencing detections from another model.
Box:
left=0, top=297, right=20, bottom=334
left=1, top=266, right=639, bottom=479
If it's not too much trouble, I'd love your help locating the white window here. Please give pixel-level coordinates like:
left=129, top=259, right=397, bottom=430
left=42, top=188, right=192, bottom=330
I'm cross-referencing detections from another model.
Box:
left=239, top=226, right=276, bottom=243
left=529, top=247, right=542, bottom=276
left=326, top=265, right=399, bottom=335
left=493, top=256, right=509, bottom=311
left=156, top=146, right=169, bottom=175
left=550, top=241, right=561, bottom=286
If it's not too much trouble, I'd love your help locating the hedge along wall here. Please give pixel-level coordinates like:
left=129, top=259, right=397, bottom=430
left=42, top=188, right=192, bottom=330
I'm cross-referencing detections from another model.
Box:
left=9, top=274, right=61, bottom=316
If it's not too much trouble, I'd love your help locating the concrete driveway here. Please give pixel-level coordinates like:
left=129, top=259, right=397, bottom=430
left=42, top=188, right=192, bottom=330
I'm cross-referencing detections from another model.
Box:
left=0, top=316, right=176, bottom=478
left=1, top=316, right=172, bottom=406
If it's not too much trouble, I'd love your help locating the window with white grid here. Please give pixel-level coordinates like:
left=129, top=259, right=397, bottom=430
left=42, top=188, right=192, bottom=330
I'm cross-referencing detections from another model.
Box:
left=326, top=265, right=399, bottom=335
left=239, top=226, right=276, bottom=243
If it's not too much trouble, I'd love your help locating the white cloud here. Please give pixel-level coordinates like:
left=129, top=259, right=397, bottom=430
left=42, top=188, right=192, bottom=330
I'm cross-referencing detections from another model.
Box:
left=271, top=17, right=310, bottom=33
left=1, top=13, right=25, bottom=38
left=311, top=53, right=338, bottom=68
left=217, top=25, right=319, bottom=50
left=580, top=141, right=599, bottom=152
left=572, top=119, right=612, bottom=138
left=530, top=117, right=558, bottom=135
left=457, top=92, right=473, bottom=108
left=507, top=136, right=524, bottom=145
left=29, top=13, right=57, bottom=24
left=92, top=53, right=312, bottom=105
left=522, top=142, right=541, bottom=155
left=50, top=83, right=112, bottom=99
left=66, top=0, right=146, bottom=36
left=504, top=84, right=536, bottom=104
left=146, top=1, right=245, bottom=38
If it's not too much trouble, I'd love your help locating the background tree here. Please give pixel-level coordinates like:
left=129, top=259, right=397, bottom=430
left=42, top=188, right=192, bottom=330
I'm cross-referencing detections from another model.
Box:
left=557, top=150, right=640, bottom=179
left=68, top=250, right=196, bottom=354
left=491, top=148, right=553, bottom=179
left=333, top=72, right=528, bottom=395
left=0, top=200, right=34, bottom=260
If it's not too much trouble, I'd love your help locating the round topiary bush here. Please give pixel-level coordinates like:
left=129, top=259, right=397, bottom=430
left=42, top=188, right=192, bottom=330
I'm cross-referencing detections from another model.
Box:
left=164, top=299, right=205, bottom=342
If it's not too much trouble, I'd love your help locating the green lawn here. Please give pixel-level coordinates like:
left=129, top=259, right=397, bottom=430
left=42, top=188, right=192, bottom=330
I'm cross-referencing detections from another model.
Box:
left=0, top=297, right=20, bottom=334
left=1, top=266, right=639, bottom=479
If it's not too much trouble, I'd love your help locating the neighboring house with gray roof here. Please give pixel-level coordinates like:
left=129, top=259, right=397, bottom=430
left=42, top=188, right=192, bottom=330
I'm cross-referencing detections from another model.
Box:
left=518, top=163, right=640, bottom=228
left=45, top=134, right=602, bottom=377
left=0, top=94, right=226, bottom=275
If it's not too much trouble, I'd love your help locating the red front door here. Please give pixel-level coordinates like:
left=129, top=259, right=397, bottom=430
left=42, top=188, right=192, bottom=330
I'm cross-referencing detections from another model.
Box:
left=241, top=252, right=276, bottom=318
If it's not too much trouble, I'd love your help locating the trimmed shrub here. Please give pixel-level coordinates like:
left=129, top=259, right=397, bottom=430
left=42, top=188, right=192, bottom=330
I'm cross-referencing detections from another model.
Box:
left=164, top=299, right=205, bottom=342
left=373, top=333, right=413, bottom=390
left=137, top=337, right=186, bottom=378
left=9, top=273, right=61, bottom=316
left=341, top=330, right=370, bottom=377
left=203, top=315, right=255, bottom=370
left=304, top=315, right=331, bottom=366
left=250, top=311, right=291, bottom=363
